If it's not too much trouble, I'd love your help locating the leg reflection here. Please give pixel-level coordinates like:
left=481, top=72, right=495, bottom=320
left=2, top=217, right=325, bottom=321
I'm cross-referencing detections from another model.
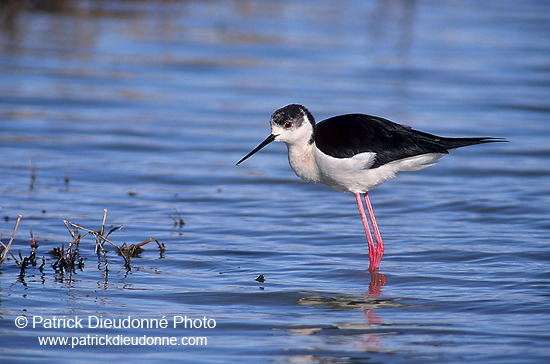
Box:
left=359, top=271, right=387, bottom=351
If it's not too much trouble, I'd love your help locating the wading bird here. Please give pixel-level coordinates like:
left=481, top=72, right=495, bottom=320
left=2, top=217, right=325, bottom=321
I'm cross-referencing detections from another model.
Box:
left=236, top=104, right=505, bottom=272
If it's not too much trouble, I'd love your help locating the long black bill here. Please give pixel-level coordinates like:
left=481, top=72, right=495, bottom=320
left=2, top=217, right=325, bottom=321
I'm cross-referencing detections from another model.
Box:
left=236, top=134, right=277, bottom=165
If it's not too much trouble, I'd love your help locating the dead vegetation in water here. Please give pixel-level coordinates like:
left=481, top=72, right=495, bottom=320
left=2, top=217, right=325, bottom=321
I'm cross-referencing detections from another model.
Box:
left=0, top=209, right=165, bottom=281
left=169, top=208, right=185, bottom=228
left=0, top=215, right=46, bottom=281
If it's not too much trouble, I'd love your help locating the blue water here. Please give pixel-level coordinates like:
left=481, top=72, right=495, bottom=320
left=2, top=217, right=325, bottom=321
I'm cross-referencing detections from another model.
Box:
left=1, top=1, right=549, bottom=362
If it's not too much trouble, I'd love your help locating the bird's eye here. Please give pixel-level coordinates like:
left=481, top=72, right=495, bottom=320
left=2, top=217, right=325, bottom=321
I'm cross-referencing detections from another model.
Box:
left=284, top=122, right=293, bottom=129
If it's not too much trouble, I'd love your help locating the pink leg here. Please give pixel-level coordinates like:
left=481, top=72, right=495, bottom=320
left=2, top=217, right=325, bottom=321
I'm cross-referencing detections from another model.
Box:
left=364, top=192, right=385, bottom=269
left=355, top=193, right=377, bottom=272
left=355, top=193, right=384, bottom=272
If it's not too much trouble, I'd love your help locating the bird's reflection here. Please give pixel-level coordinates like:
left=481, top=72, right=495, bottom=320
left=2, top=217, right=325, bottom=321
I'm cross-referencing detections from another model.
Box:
left=355, top=271, right=387, bottom=351
left=367, top=270, right=387, bottom=297
left=362, top=270, right=387, bottom=323
left=293, top=270, right=397, bottom=356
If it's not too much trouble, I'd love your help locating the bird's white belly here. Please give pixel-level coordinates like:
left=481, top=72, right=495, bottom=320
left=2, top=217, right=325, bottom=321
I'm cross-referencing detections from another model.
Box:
left=313, top=149, right=445, bottom=193
left=313, top=150, right=385, bottom=193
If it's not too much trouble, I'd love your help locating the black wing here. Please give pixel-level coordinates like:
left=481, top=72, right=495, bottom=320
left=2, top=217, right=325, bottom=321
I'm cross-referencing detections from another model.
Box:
left=314, top=114, right=450, bottom=169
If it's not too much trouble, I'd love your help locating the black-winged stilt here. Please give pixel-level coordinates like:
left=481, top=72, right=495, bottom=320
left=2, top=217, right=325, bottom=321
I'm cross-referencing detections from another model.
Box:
left=236, top=104, right=506, bottom=272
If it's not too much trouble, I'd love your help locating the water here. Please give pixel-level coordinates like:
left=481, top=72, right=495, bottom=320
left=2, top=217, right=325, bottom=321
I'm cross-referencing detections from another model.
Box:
left=1, top=0, right=549, bottom=362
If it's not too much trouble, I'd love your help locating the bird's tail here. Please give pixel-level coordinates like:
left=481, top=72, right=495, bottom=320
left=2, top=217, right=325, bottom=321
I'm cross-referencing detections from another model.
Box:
left=440, top=137, right=508, bottom=150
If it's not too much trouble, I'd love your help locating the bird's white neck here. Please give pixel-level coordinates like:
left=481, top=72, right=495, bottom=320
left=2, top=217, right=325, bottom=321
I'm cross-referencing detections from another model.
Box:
left=286, top=140, right=320, bottom=184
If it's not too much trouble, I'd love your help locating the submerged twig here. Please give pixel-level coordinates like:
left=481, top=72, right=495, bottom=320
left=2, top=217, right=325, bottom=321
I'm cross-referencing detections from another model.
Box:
left=63, top=220, right=123, bottom=252
left=118, top=238, right=165, bottom=270
left=118, top=238, right=164, bottom=256
left=29, top=161, right=36, bottom=190
left=0, top=215, right=23, bottom=266
left=170, top=209, right=185, bottom=228
left=64, top=210, right=129, bottom=268
left=52, top=224, right=85, bottom=276
left=64, top=167, right=70, bottom=190
left=30, top=229, right=39, bottom=251
left=18, top=229, right=43, bottom=277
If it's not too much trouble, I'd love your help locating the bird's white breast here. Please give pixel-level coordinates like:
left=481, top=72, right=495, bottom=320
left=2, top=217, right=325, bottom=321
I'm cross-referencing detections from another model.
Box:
left=286, top=141, right=321, bottom=184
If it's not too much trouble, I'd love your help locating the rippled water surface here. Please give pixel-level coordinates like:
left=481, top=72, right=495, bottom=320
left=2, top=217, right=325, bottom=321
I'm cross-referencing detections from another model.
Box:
left=1, top=1, right=549, bottom=362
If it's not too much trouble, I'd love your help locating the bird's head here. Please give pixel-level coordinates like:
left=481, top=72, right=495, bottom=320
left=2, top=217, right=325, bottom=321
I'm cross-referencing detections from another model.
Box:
left=269, top=104, right=315, bottom=145
left=236, top=104, right=315, bottom=165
